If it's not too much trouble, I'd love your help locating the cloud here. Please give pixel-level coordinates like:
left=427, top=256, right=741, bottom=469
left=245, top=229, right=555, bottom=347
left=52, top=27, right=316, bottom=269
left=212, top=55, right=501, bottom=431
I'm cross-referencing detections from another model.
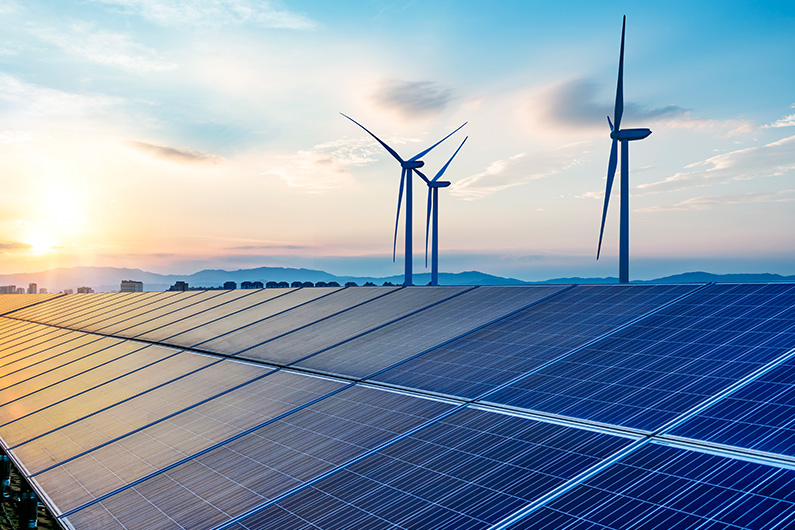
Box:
left=128, top=140, right=224, bottom=164
left=30, top=22, right=175, bottom=73
left=94, top=0, right=317, bottom=30
left=372, top=80, right=454, bottom=118
left=765, top=113, right=795, bottom=129
left=451, top=144, right=588, bottom=200
left=529, top=79, right=685, bottom=131
left=0, top=73, right=122, bottom=116
left=266, top=136, right=421, bottom=192
left=636, top=189, right=795, bottom=212
left=638, top=135, right=795, bottom=193
left=0, top=242, right=33, bottom=251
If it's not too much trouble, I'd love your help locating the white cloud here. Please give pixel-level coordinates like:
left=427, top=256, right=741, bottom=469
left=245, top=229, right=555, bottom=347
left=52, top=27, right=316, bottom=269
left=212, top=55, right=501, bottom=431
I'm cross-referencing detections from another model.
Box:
left=636, top=189, right=795, bottom=212
left=30, top=22, right=175, bottom=73
left=638, top=135, right=795, bottom=193
left=765, top=113, right=795, bottom=128
left=452, top=144, right=587, bottom=200
left=128, top=141, right=223, bottom=164
left=0, top=73, right=123, bottom=116
left=94, top=0, right=317, bottom=30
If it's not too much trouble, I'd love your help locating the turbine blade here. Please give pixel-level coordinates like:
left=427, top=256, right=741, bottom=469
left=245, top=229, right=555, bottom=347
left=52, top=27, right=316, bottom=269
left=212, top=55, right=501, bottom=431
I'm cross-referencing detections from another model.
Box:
left=393, top=169, right=405, bottom=262
left=607, top=116, right=614, bottom=132
left=432, top=136, right=468, bottom=182
left=613, top=16, right=625, bottom=131
left=597, top=138, right=619, bottom=260
left=409, top=122, right=467, bottom=162
left=415, top=169, right=431, bottom=184
left=340, top=113, right=404, bottom=164
left=425, top=187, right=432, bottom=267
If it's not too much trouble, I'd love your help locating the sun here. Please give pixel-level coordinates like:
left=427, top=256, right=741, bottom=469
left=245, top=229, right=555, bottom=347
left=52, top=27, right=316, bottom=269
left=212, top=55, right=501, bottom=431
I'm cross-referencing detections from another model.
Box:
left=26, top=233, right=55, bottom=254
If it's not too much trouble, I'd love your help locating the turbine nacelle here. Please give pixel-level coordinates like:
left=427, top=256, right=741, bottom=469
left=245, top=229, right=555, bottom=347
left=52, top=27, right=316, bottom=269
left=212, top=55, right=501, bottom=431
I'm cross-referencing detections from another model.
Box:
left=428, top=180, right=451, bottom=188
left=402, top=160, right=425, bottom=169
left=611, top=128, right=652, bottom=141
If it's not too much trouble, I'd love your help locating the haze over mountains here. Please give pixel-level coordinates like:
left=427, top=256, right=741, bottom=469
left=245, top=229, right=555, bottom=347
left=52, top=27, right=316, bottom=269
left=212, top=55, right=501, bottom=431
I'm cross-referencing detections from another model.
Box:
left=1, top=266, right=793, bottom=293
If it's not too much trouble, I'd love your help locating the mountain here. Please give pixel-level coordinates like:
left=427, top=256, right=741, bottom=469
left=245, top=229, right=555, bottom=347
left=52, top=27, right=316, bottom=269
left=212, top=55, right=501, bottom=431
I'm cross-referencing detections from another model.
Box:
left=0, top=266, right=792, bottom=293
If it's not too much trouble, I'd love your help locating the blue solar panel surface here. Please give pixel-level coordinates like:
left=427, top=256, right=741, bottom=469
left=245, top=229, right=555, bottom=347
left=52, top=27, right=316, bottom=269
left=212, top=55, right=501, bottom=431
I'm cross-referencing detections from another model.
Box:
left=485, top=283, right=795, bottom=432
left=506, top=442, right=795, bottom=530
left=372, top=284, right=698, bottom=399
left=227, top=407, right=635, bottom=530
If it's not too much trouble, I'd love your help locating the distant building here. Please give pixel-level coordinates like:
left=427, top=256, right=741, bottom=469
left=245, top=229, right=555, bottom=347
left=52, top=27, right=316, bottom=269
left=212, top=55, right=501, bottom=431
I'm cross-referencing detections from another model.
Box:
left=224, top=281, right=237, bottom=290
left=16, top=287, right=24, bottom=294
left=27, top=283, right=37, bottom=294
left=39, top=288, right=48, bottom=294
left=240, top=281, right=254, bottom=289
left=77, top=286, right=94, bottom=294
left=168, top=281, right=189, bottom=291
left=62, top=289, right=73, bottom=294
left=121, top=280, right=144, bottom=292
left=0, top=285, right=16, bottom=294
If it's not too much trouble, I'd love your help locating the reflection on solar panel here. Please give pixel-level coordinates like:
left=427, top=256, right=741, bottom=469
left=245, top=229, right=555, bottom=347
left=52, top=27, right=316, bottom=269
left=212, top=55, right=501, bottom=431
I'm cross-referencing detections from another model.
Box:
left=228, top=407, right=635, bottom=530
left=505, top=442, right=795, bottom=530
left=1, top=283, right=795, bottom=530
left=485, top=283, right=795, bottom=432
left=371, top=284, right=699, bottom=399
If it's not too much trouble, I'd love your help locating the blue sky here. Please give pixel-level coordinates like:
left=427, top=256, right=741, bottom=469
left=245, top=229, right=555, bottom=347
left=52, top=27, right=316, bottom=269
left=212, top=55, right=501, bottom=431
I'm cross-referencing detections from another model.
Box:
left=0, top=0, right=793, bottom=281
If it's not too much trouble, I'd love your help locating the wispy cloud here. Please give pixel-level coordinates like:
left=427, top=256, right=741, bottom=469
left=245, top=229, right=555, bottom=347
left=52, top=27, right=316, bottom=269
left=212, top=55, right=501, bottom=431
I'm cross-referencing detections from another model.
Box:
left=128, top=140, right=224, bottom=164
left=638, top=135, right=795, bottom=193
left=452, top=144, right=588, bottom=200
left=636, top=189, right=795, bottom=212
left=765, top=111, right=795, bottom=129
left=0, top=242, right=32, bottom=251
left=267, top=136, right=421, bottom=192
left=528, top=79, right=685, bottom=131
left=0, top=73, right=122, bottom=116
left=94, top=0, right=318, bottom=30
left=30, top=22, right=175, bottom=73
left=372, top=80, right=454, bottom=118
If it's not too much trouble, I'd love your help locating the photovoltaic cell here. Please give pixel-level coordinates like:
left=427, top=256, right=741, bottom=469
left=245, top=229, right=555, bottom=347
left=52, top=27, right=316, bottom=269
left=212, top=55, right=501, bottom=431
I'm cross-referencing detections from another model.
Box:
left=43, top=293, right=146, bottom=327
left=229, top=407, right=635, bottom=530
left=484, top=283, right=795, bottom=432
left=7, top=356, right=260, bottom=473
left=0, top=324, right=69, bottom=360
left=237, top=286, right=471, bottom=366
left=73, top=292, right=182, bottom=332
left=193, top=287, right=397, bottom=354
left=0, top=293, right=60, bottom=315
left=670, top=352, right=795, bottom=457
left=0, top=329, right=83, bottom=372
left=90, top=291, right=214, bottom=335
left=0, top=333, right=105, bottom=386
left=36, top=370, right=348, bottom=515
left=506, top=442, right=795, bottom=530
left=61, top=292, right=164, bottom=330
left=372, top=284, right=698, bottom=400
left=6, top=292, right=108, bottom=323
left=60, top=385, right=455, bottom=530
left=296, top=285, right=565, bottom=379
left=133, top=288, right=304, bottom=343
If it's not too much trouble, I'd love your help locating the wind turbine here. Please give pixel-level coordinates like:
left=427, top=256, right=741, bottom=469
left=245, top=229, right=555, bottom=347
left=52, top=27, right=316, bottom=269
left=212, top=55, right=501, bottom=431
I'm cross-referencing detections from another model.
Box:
left=596, top=15, right=651, bottom=284
left=341, top=113, right=466, bottom=285
left=417, top=136, right=468, bottom=286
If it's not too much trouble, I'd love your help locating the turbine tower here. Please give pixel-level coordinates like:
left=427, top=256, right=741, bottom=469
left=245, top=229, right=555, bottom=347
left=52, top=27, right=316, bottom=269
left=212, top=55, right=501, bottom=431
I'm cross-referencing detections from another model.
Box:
left=417, top=136, right=468, bottom=286
left=596, top=15, right=651, bottom=284
left=341, top=113, right=466, bottom=285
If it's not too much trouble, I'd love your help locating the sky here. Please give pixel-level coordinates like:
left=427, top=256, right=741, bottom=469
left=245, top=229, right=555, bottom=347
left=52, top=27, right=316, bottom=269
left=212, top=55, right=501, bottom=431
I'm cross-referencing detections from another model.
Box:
left=0, top=0, right=793, bottom=282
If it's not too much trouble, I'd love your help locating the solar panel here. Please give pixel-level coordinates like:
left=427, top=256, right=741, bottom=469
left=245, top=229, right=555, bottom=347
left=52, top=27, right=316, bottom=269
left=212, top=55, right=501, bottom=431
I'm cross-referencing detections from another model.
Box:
left=0, top=333, right=105, bottom=385
left=296, top=285, right=566, bottom=379
left=0, top=322, right=67, bottom=357
left=669, top=350, right=795, bottom=457
left=483, top=283, right=795, bottom=432
left=504, top=442, right=795, bottom=530
left=73, top=291, right=185, bottom=333
left=59, top=291, right=165, bottom=330
left=0, top=293, right=60, bottom=315
left=236, top=286, right=472, bottom=366
left=6, top=357, right=264, bottom=473
left=6, top=292, right=109, bottom=323
left=59, top=385, right=455, bottom=530
left=371, top=284, right=698, bottom=400
left=193, top=286, right=398, bottom=354
left=90, top=291, right=214, bottom=335
left=227, top=407, right=636, bottom=530
left=43, top=293, right=148, bottom=328
left=34, top=370, right=349, bottom=515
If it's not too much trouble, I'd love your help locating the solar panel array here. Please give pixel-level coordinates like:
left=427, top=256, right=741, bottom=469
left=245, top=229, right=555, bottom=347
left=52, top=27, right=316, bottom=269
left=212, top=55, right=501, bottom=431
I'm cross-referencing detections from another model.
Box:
left=1, top=282, right=794, bottom=530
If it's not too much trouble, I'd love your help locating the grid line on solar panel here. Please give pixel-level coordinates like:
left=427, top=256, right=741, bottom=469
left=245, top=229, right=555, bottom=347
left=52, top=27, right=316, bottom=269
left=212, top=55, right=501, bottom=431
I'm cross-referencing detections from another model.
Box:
left=44, top=293, right=151, bottom=328
left=666, top=346, right=795, bottom=458
left=67, top=292, right=181, bottom=332
left=133, top=288, right=310, bottom=345
left=235, top=286, right=474, bottom=366
left=4, top=293, right=106, bottom=323
left=0, top=294, right=63, bottom=316
left=38, top=371, right=353, bottom=516
left=481, top=283, right=795, bottom=433
left=22, top=360, right=277, bottom=476
left=0, top=333, right=107, bottom=385
left=58, top=292, right=165, bottom=330
left=0, top=343, right=183, bottom=427
left=501, top=441, right=795, bottom=530
left=58, top=385, right=457, bottom=529
left=191, top=286, right=401, bottom=355
left=368, top=284, right=703, bottom=400
left=89, top=291, right=214, bottom=335
left=0, top=325, right=67, bottom=359
left=216, top=406, right=638, bottom=530
left=293, top=285, right=570, bottom=380
left=0, top=330, right=86, bottom=374
left=18, top=293, right=123, bottom=326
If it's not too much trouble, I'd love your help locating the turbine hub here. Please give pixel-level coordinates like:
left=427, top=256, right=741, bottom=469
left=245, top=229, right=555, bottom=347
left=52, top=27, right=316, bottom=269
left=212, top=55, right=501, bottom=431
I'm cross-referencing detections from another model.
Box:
left=403, top=161, right=424, bottom=169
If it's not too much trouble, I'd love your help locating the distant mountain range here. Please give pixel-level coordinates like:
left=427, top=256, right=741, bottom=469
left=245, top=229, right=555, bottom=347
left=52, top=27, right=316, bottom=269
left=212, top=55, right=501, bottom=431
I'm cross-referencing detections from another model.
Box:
left=1, top=266, right=793, bottom=293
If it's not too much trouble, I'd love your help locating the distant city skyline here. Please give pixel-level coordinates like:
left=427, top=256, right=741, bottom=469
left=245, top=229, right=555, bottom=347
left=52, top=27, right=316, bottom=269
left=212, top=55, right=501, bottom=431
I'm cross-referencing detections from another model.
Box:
left=0, top=1, right=793, bottom=282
